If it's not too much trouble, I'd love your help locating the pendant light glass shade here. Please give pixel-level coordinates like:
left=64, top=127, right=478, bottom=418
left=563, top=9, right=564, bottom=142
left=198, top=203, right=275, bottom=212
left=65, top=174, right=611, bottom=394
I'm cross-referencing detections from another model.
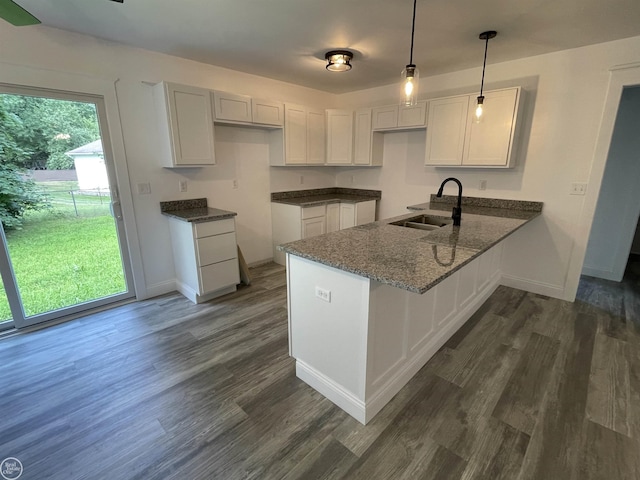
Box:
left=401, top=65, right=419, bottom=106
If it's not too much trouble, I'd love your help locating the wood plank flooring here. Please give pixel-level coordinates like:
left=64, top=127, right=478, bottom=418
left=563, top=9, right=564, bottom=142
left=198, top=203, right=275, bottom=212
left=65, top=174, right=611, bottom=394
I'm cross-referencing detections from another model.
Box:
left=0, top=257, right=639, bottom=479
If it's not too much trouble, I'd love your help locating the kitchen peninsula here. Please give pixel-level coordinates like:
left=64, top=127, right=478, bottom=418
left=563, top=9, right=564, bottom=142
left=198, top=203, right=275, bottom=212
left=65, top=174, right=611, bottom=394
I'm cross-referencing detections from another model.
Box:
left=279, top=196, right=542, bottom=424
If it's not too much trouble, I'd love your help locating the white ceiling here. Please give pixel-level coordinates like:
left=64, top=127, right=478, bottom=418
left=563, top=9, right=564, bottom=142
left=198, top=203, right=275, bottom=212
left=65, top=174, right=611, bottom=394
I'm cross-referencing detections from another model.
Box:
left=14, top=0, right=640, bottom=93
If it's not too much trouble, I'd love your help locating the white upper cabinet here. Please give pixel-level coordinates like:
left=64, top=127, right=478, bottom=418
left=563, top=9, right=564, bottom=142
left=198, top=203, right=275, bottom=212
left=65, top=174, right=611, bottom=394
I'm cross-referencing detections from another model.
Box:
left=252, top=98, right=284, bottom=126
left=279, top=104, right=325, bottom=165
left=213, top=91, right=252, bottom=124
left=372, top=102, right=427, bottom=131
left=354, top=108, right=384, bottom=166
left=213, top=92, right=284, bottom=127
left=307, top=109, right=326, bottom=164
left=153, top=82, right=216, bottom=167
left=326, top=109, right=354, bottom=165
left=425, top=87, right=521, bottom=168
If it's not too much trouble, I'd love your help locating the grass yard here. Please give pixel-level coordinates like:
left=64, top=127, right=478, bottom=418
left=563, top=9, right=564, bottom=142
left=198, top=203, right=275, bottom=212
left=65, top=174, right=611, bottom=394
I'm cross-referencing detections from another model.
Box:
left=0, top=181, right=126, bottom=320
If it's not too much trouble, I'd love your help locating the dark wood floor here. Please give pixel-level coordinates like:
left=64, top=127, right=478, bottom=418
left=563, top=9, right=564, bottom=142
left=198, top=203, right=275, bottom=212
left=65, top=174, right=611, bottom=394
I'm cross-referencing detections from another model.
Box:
left=0, top=257, right=639, bottom=480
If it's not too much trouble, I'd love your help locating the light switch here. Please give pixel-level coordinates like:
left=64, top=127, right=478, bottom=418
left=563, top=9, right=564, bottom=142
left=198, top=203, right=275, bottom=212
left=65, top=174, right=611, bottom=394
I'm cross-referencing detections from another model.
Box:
left=137, top=182, right=151, bottom=195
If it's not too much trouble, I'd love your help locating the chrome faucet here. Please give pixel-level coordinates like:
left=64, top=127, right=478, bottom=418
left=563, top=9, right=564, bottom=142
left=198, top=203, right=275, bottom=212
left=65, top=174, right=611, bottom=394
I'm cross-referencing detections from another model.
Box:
left=436, top=177, right=463, bottom=226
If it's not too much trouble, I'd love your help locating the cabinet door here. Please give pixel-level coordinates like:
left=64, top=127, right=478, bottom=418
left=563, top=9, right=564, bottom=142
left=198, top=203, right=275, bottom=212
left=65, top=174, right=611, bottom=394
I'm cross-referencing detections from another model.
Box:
left=355, top=200, right=376, bottom=225
left=307, top=109, right=326, bottom=164
left=302, top=217, right=326, bottom=239
left=326, top=204, right=340, bottom=233
left=284, top=104, right=307, bottom=164
left=425, top=95, right=468, bottom=166
left=252, top=98, right=284, bottom=126
left=398, top=101, right=427, bottom=128
left=164, top=83, right=216, bottom=166
left=372, top=106, right=398, bottom=130
left=354, top=108, right=373, bottom=165
left=463, top=88, right=519, bottom=167
left=213, top=91, right=252, bottom=124
left=326, top=109, right=353, bottom=165
left=340, top=203, right=356, bottom=229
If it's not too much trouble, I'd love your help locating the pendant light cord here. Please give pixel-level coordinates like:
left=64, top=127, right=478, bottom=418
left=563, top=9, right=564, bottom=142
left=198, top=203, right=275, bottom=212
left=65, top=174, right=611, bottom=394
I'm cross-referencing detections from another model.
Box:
left=480, top=35, right=489, bottom=97
left=409, top=0, right=417, bottom=65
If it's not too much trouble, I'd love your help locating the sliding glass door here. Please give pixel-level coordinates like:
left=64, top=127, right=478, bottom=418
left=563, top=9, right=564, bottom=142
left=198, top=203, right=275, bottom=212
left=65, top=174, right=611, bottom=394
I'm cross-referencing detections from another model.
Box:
left=0, top=85, right=135, bottom=329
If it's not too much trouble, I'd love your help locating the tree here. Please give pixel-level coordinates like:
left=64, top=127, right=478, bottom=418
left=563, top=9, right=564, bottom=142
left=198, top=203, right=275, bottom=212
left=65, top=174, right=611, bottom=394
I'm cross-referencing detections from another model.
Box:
left=0, top=104, right=46, bottom=229
left=0, top=94, right=100, bottom=170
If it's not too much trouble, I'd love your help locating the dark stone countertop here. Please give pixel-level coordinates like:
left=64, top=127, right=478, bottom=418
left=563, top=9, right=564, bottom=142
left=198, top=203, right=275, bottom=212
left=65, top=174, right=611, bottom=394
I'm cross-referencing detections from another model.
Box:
left=160, top=198, right=237, bottom=223
left=278, top=198, right=542, bottom=294
left=271, top=188, right=381, bottom=207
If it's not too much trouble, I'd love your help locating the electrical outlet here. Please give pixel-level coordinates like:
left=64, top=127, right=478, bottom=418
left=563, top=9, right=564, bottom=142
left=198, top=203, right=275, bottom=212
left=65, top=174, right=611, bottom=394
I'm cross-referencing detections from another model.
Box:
left=179, top=180, right=188, bottom=192
left=136, top=182, right=151, bottom=195
left=315, top=287, right=331, bottom=303
left=570, top=182, right=587, bottom=195
left=479, top=180, right=487, bottom=191
left=232, top=179, right=238, bottom=189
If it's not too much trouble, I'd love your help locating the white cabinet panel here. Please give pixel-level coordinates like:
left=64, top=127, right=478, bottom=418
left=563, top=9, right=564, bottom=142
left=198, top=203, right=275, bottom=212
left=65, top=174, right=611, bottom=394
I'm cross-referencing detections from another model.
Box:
left=372, top=106, right=398, bottom=130
left=154, top=82, right=216, bottom=167
left=284, top=104, right=307, bottom=165
left=199, top=259, right=240, bottom=294
left=354, top=108, right=372, bottom=165
left=463, top=88, right=519, bottom=167
left=302, top=216, right=326, bottom=239
left=307, top=109, right=326, bottom=165
left=425, top=96, right=469, bottom=166
left=194, top=218, right=235, bottom=238
left=326, top=109, right=354, bottom=165
left=301, top=205, right=326, bottom=220
left=340, top=203, right=356, bottom=229
left=398, top=102, right=427, bottom=128
left=213, top=91, right=252, bottom=124
left=196, top=232, right=237, bottom=266
left=326, top=203, right=340, bottom=233
left=425, top=87, right=520, bottom=168
left=252, top=98, right=284, bottom=126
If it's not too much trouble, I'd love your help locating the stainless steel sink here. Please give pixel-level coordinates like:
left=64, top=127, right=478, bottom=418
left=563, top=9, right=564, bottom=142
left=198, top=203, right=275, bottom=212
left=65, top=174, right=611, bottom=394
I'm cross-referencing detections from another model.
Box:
left=390, top=215, right=453, bottom=231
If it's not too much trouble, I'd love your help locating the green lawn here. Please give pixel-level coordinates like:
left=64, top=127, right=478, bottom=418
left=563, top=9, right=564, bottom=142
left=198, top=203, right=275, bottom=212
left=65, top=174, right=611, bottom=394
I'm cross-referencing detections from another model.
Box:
left=0, top=182, right=126, bottom=321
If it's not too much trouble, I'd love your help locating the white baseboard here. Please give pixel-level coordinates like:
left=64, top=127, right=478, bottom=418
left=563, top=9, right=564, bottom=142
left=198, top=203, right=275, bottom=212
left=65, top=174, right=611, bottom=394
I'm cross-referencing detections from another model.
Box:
left=500, top=273, right=566, bottom=300
left=296, top=361, right=367, bottom=424
left=248, top=257, right=275, bottom=268
left=141, top=280, right=176, bottom=300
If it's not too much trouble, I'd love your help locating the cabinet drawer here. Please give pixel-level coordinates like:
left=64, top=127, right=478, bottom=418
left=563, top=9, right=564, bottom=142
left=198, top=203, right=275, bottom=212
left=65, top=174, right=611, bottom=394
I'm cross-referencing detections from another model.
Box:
left=196, top=232, right=237, bottom=266
left=199, top=258, right=240, bottom=294
left=194, top=218, right=235, bottom=238
left=301, top=205, right=326, bottom=219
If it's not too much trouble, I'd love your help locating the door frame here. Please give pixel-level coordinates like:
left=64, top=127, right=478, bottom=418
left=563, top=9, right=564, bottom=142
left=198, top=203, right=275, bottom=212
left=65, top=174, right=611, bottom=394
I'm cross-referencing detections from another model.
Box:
left=0, top=62, right=146, bottom=323
left=565, top=62, right=640, bottom=300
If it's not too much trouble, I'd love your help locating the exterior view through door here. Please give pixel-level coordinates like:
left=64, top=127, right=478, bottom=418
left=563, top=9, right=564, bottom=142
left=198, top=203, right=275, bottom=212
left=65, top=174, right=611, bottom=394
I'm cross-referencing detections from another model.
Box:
left=0, top=86, right=135, bottom=330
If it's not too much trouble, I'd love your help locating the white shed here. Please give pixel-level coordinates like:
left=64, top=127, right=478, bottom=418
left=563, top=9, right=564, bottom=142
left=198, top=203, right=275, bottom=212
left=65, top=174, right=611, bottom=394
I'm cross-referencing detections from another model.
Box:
left=65, top=139, right=109, bottom=191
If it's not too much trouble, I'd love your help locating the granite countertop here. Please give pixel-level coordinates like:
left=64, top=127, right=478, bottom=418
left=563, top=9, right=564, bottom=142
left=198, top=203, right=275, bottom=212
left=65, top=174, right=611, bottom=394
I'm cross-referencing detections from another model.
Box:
left=271, top=187, right=381, bottom=207
left=160, top=198, right=237, bottom=223
left=278, top=197, right=542, bottom=294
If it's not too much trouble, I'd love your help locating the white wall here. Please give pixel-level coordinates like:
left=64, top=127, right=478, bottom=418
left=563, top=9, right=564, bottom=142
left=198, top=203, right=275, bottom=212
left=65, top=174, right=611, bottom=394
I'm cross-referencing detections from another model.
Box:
left=334, top=37, right=640, bottom=300
left=582, top=86, right=640, bottom=280
left=2, top=23, right=640, bottom=301
left=0, top=24, right=336, bottom=297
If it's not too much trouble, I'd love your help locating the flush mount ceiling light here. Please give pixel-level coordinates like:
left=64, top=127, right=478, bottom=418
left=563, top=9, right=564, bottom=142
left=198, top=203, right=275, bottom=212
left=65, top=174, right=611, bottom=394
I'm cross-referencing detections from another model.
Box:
left=475, top=30, right=497, bottom=122
left=400, top=0, right=420, bottom=106
left=325, top=50, right=353, bottom=72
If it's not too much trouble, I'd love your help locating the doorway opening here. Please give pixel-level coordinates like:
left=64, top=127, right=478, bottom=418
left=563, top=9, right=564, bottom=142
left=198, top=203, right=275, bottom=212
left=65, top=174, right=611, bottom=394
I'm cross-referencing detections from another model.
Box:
left=0, top=86, right=135, bottom=330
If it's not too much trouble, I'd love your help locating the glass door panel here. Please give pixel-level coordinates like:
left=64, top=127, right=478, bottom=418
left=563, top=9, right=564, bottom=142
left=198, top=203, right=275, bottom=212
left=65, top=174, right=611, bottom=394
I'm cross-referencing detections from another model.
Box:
left=0, top=87, right=135, bottom=329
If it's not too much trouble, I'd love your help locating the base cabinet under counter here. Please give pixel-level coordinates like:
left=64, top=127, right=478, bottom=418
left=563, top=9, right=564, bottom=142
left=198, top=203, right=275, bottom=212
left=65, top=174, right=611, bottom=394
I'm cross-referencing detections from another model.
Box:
left=168, top=217, right=240, bottom=303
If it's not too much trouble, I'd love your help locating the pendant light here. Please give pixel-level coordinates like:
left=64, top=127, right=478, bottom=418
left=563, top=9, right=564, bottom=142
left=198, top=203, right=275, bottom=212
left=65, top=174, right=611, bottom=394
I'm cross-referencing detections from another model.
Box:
left=400, top=0, right=419, bottom=106
left=475, top=30, right=497, bottom=123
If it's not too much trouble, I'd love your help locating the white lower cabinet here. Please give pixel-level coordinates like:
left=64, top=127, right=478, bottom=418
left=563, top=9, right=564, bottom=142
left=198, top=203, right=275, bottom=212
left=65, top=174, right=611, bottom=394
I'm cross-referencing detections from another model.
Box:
left=272, top=200, right=377, bottom=265
left=168, top=217, right=240, bottom=303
